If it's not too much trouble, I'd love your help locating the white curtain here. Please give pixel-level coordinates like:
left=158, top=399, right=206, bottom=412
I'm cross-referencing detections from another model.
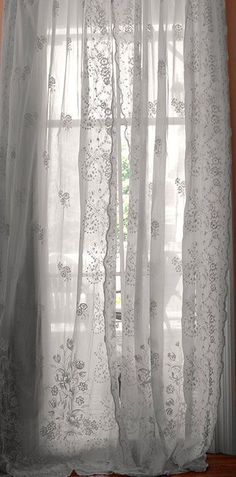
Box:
left=0, top=1, right=231, bottom=476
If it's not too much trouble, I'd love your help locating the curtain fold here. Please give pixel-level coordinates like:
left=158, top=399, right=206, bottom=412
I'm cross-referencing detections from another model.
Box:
left=0, top=1, right=232, bottom=476
left=180, top=0, right=231, bottom=465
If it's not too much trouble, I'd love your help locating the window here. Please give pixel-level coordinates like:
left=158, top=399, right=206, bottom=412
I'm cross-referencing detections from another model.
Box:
left=45, top=16, right=185, bottom=340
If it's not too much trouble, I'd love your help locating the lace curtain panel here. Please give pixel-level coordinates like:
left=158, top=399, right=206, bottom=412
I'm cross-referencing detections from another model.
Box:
left=0, top=0, right=231, bottom=476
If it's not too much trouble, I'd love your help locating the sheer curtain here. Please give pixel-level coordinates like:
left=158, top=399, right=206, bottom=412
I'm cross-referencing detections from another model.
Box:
left=0, top=1, right=231, bottom=476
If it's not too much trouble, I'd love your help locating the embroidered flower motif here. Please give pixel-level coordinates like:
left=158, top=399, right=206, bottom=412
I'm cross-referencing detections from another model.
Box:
left=86, top=247, right=104, bottom=284
left=173, top=23, right=184, bottom=41
left=166, top=398, right=175, bottom=407
left=32, top=223, right=44, bottom=243
left=166, top=384, right=175, bottom=394
left=137, top=368, right=151, bottom=386
left=58, top=189, right=70, bottom=207
left=94, top=343, right=111, bottom=383
left=175, top=178, right=185, bottom=196
left=22, top=65, right=31, bottom=80
left=36, top=35, right=47, bottom=51
left=82, top=418, right=98, bottom=435
left=53, top=0, right=60, bottom=16
left=154, top=138, right=162, bottom=156
left=43, top=150, right=50, bottom=169
left=158, top=59, right=166, bottom=77
left=49, top=398, right=57, bottom=408
left=146, top=23, right=154, bottom=35
left=86, top=265, right=103, bottom=284
left=163, top=419, right=176, bottom=438
left=58, top=262, right=71, bottom=281
left=76, top=396, right=84, bottom=406
left=150, top=300, right=158, bottom=319
left=78, top=382, right=88, bottom=392
left=209, top=260, right=218, bottom=292
left=187, top=1, right=199, bottom=22
left=171, top=97, right=185, bottom=117
left=73, top=360, right=85, bottom=370
left=55, top=369, right=71, bottom=388
left=76, top=302, right=88, bottom=317
left=66, top=338, right=73, bottom=350
left=67, top=37, right=72, bottom=51
left=98, top=54, right=110, bottom=85
left=83, top=193, right=107, bottom=234
left=40, top=421, right=57, bottom=440
left=168, top=352, right=177, bottom=362
left=24, top=112, right=38, bottom=127
left=15, top=65, right=31, bottom=81
left=171, top=256, right=182, bottom=274
left=105, top=107, right=111, bottom=116
left=124, top=23, right=133, bottom=33
left=187, top=38, right=200, bottom=72
left=123, top=299, right=134, bottom=337
left=125, top=251, right=136, bottom=286
left=92, top=298, right=105, bottom=334
left=185, top=193, right=201, bottom=232
left=151, top=351, right=159, bottom=369
left=37, top=334, right=95, bottom=442
left=148, top=100, right=158, bottom=118
left=51, top=385, right=59, bottom=396
left=48, top=75, right=56, bottom=92
left=151, top=219, right=159, bottom=238
left=169, top=365, right=182, bottom=382
left=61, top=112, right=72, bottom=130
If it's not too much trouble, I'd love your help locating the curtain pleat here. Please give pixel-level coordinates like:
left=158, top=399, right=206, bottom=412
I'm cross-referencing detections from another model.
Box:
left=180, top=0, right=231, bottom=466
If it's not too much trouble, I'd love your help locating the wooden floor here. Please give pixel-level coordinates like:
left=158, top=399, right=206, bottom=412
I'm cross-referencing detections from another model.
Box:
left=172, top=454, right=236, bottom=476
left=69, top=454, right=236, bottom=477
